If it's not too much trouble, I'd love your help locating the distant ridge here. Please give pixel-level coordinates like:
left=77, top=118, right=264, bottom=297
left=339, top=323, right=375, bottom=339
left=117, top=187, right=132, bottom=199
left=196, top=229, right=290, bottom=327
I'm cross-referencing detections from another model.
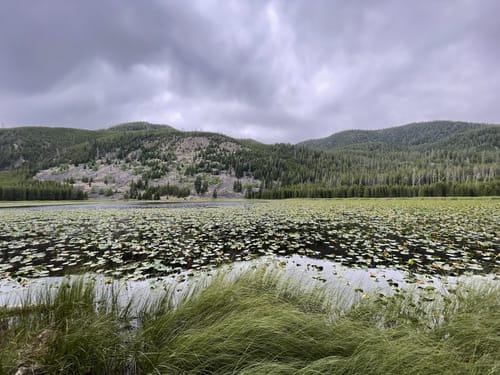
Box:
left=108, top=121, right=178, bottom=132
left=298, top=121, right=499, bottom=150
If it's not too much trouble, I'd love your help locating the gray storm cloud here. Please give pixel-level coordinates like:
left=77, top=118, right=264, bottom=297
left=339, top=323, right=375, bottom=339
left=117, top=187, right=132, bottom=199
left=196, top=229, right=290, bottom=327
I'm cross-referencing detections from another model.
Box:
left=1, top=0, right=499, bottom=143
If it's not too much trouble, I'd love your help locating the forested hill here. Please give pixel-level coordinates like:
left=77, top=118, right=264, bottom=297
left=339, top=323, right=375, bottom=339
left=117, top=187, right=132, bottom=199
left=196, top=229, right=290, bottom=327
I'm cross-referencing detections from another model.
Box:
left=298, top=121, right=498, bottom=150
left=0, top=120, right=499, bottom=200
left=107, top=121, right=178, bottom=132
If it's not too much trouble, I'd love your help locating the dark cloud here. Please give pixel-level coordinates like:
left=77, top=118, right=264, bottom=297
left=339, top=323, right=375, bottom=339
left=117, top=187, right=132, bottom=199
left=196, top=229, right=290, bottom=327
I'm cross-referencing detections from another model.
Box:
left=0, top=0, right=499, bottom=142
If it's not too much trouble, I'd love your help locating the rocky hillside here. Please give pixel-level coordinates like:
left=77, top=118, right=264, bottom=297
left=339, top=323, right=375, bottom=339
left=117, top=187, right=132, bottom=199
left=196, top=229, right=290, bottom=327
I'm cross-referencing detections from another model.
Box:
left=34, top=131, right=255, bottom=199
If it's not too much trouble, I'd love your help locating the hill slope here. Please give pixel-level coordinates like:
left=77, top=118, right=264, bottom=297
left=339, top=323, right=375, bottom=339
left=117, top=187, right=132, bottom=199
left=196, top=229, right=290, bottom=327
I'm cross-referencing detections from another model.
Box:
left=298, top=121, right=497, bottom=150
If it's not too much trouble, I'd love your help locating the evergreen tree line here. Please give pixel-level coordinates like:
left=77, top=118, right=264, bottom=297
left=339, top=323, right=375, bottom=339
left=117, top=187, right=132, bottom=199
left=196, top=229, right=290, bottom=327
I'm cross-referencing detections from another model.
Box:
left=247, top=180, right=500, bottom=199
left=0, top=182, right=87, bottom=201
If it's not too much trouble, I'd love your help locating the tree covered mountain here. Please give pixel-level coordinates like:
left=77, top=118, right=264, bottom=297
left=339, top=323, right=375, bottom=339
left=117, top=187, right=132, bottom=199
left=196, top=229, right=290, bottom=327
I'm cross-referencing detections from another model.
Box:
left=0, top=121, right=499, bottom=200
left=298, top=121, right=497, bottom=149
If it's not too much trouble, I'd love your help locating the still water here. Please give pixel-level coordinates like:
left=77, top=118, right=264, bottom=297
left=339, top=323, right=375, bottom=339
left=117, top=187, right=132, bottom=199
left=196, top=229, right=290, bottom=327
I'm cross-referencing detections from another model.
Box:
left=1, top=255, right=495, bottom=308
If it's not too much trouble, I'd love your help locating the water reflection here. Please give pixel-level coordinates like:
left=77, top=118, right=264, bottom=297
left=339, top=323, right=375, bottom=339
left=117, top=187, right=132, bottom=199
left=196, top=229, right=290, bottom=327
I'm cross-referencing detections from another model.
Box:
left=1, top=255, right=496, bottom=307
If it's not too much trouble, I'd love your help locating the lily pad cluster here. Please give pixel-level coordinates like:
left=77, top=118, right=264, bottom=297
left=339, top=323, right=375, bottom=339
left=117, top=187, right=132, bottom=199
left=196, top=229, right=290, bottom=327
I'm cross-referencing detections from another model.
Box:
left=0, top=199, right=498, bottom=281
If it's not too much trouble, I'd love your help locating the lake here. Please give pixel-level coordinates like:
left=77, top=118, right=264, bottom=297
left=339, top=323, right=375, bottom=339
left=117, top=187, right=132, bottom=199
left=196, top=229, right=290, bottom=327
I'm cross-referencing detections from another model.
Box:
left=1, top=198, right=498, bottom=305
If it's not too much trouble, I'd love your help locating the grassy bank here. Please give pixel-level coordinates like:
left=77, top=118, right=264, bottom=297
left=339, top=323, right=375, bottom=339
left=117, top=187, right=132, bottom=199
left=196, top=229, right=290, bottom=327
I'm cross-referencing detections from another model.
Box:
left=1, top=268, right=499, bottom=374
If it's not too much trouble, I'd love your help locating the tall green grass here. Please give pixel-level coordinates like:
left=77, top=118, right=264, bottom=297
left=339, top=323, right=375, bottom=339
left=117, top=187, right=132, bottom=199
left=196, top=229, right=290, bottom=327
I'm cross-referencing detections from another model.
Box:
left=1, top=268, right=499, bottom=374
left=0, top=278, right=132, bottom=374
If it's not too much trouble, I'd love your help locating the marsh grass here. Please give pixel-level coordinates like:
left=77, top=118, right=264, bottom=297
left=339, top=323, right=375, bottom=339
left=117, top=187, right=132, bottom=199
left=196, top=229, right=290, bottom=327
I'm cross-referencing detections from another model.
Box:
left=0, top=267, right=498, bottom=374
left=0, top=278, right=132, bottom=374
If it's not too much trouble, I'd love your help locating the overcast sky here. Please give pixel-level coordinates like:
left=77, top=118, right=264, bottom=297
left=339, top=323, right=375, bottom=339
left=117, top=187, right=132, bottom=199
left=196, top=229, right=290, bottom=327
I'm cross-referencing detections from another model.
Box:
left=1, top=1, right=499, bottom=143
